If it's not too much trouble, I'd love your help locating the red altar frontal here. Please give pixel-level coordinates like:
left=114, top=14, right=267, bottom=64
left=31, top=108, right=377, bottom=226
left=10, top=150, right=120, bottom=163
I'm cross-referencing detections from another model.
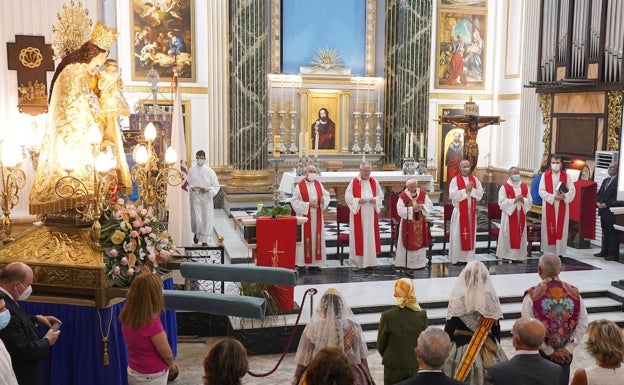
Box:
left=255, top=217, right=297, bottom=310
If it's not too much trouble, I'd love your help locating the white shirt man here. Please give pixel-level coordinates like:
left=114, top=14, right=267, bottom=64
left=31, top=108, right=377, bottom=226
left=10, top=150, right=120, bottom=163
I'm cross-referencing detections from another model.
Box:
left=291, top=166, right=330, bottom=268
left=538, top=155, right=575, bottom=257
left=345, top=162, right=384, bottom=268
left=497, top=167, right=533, bottom=262
left=448, top=159, right=484, bottom=264
left=188, top=150, right=220, bottom=246
left=395, top=178, right=433, bottom=270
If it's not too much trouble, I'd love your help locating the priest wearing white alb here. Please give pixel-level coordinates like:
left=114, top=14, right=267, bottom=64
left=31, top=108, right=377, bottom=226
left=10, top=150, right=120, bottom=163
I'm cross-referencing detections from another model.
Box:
left=291, top=165, right=330, bottom=268
left=538, top=154, right=575, bottom=257
left=345, top=161, right=384, bottom=269
left=395, top=178, right=433, bottom=270
left=497, top=166, right=532, bottom=262
left=188, top=150, right=220, bottom=246
left=448, top=159, right=484, bottom=264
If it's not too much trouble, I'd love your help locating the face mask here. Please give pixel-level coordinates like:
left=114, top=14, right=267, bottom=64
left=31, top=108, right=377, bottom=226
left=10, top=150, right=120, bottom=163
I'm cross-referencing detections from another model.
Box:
left=551, top=163, right=561, bottom=171
left=511, top=174, right=521, bottom=182
left=0, top=309, right=10, bottom=330
left=196, top=159, right=205, bottom=166
left=307, top=173, right=316, bottom=181
left=608, top=168, right=617, bottom=177
left=461, top=167, right=471, bottom=174
left=18, top=285, right=32, bottom=301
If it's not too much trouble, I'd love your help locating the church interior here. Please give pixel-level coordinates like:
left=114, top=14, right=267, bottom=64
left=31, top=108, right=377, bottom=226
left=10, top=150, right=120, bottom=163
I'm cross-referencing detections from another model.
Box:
left=1, top=0, right=624, bottom=384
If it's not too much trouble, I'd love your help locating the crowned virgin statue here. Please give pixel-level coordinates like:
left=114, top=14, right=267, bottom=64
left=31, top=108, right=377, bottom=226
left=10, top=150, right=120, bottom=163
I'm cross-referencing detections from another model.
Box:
left=29, top=21, right=131, bottom=221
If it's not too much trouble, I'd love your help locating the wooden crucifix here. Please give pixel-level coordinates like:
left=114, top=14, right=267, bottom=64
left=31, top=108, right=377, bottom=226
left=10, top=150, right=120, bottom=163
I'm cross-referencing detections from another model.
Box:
left=438, top=98, right=502, bottom=171
left=6, top=35, right=55, bottom=116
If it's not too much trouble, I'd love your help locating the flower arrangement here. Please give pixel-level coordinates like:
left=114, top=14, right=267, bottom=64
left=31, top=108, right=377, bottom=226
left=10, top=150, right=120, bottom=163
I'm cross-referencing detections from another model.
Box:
left=100, top=199, right=174, bottom=286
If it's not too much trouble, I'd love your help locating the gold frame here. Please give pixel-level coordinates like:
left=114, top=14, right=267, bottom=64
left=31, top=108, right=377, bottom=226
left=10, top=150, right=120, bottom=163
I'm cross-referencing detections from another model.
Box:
left=437, top=104, right=465, bottom=184
left=130, top=0, right=195, bottom=82
left=302, top=91, right=342, bottom=154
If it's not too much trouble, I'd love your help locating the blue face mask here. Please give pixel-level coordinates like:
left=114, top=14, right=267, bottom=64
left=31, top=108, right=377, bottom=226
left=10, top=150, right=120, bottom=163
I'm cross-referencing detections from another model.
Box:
left=511, top=174, right=521, bottom=182
left=0, top=309, right=10, bottom=330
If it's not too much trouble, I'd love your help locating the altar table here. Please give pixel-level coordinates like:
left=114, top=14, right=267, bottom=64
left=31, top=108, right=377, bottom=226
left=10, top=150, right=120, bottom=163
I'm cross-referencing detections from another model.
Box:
left=19, top=278, right=177, bottom=385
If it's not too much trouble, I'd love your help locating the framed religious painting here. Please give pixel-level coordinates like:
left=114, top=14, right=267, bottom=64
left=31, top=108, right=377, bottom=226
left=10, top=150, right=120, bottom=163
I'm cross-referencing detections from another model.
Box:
left=437, top=105, right=465, bottom=188
left=130, top=0, right=195, bottom=82
left=305, top=92, right=341, bottom=154
left=435, top=7, right=487, bottom=89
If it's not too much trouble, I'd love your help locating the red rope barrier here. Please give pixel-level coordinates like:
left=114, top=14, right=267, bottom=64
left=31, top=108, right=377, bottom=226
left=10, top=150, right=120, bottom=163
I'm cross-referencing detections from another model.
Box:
left=246, top=288, right=317, bottom=377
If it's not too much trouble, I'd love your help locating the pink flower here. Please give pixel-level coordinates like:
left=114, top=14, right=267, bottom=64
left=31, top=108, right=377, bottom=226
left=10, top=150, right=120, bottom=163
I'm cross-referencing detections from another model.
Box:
left=108, top=249, right=119, bottom=257
left=132, top=220, right=142, bottom=228
left=127, top=267, right=135, bottom=275
left=140, top=227, right=150, bottom=235
left=113, top=266, right=121, bottom=275
left=143, top=219, right=151, bottom=225
left=129, top=230, right=139, bottom=238
left=141, top=208, right=148, bottom=216
left=149, top=233, right=158, bottom=240
left=117, top=198, right=124, bottom=206
left=120, top=257, right=128, bottom=265
left=148, top=254, right=156, bottom=262
left=128, top=209, right=138, bottom=218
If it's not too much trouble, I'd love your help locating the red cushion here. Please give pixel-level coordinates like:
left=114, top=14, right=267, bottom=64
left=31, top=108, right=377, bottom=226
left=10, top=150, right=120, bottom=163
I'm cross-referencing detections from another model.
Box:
left=444, top=231, right=450, bottom=238
left=489, top=229, right=500, bottom=238
left=337, top=234, right=349, bottom=244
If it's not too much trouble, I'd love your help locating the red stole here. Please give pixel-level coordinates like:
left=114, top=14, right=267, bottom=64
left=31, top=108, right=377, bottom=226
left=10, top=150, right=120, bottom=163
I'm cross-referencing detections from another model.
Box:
left=455, top=175, right=477, bottom=251
left=544, top=170, right=567, bottom=245
left=399, top=190, right=428, bottom=251
left=503, top=182, right=528, bottom=249
left=353, top=178, right=381, bottom=256
left=298, top=179, right=323, bottom=264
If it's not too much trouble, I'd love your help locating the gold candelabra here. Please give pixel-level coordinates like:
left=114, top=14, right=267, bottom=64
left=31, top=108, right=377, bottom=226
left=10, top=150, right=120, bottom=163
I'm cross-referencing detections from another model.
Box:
left=131, top=122, right=183, bottom=212
left=54, top=125, right=118, bottom=246
left=0, top=147, right=26, bottom=244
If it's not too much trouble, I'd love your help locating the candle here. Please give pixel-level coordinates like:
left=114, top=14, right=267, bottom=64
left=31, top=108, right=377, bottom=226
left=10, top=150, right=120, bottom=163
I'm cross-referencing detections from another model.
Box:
left=299, top=132, right=303, bottom=156
left=420, top=132, right=425, bottom=158
left=405, top=133, right=409, bottom=156
left=409, top=133, right=414, bottom=158
left=367, top=79, right=371, bottom=112
left=280, top=78, right=284, bottom=110
left=377, top=80, right=381, bottom=112
left=315, top=130, right=319, bottom=157
left=291, top=84, right=295, bottom=110
left=356, top=79, right=359, bottom=109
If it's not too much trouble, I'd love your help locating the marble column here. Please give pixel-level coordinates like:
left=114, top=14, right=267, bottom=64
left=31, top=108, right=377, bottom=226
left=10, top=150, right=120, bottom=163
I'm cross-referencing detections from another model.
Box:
left=383, top=0, right=432, bottom=167
left=228, top=0, right=272, bottom=188
left=518, top=0, right=544, bottom=171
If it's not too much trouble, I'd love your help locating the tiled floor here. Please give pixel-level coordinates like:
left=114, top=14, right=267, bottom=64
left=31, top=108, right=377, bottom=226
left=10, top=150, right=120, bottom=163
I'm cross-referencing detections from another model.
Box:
left=168, top=209, right=624, bottom=385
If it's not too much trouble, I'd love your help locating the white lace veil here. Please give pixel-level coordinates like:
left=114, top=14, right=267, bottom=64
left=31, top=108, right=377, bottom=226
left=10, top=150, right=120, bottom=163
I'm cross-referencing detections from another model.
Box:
left=446, top=261, right=503, bottom=324
left=294, top=288, right=368, bottom=367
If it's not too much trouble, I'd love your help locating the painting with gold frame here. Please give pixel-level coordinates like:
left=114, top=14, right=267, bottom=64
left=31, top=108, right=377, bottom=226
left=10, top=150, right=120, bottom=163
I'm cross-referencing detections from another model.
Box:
left=306, top=92, right=341, bottom=153
left=130, top=0, right=195, bottom=82
left=438, top=105, right=465, bottom=187
left=435, top=8, right=487, bottom=89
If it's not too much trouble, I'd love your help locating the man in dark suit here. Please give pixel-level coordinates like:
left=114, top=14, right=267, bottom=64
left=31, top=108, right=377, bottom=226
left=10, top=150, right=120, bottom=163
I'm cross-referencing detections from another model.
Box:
left=484, top=317, right=562, bottom=385
left=396, top=327, right=465, bottom=385
left=0, top=262, right=61, bottom=385
left=595, top=161, right=623, bottom=261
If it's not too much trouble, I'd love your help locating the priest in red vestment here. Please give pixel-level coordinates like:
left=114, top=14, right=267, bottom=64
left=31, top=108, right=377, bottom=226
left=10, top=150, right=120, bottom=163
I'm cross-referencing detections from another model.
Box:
left=448, top=159, right=484, bottom=264
left=345, top=161, right=384, bottom=269
left=538, top=154, right=575, bottom=257
left=291, top=165, right=330, bottom=268
left=395, top=178, right=433, bottom=270
left=497, top=166, right=532, bottom=262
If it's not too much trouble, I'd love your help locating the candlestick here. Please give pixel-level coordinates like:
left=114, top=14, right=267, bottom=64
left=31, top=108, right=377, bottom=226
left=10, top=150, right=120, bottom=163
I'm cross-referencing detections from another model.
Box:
left=291, top=85, right=295, bottom=109
left=356, top=79, right=360, bottom=109
left=280, top=78, right=284, bottom=110
left=409, top=133, right=414, bottom=158
left=366, top=79, right=370, bottom=113
left=420, top=132, right=425, bottom=158
left=315, top=130, right=319, bottom=158
left=299, top=132, right=303, bottom=156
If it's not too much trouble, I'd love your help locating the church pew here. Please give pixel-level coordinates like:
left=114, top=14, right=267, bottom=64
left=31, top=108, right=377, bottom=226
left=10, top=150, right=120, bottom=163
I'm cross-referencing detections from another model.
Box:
left=163, top=263, right=298, bottom=319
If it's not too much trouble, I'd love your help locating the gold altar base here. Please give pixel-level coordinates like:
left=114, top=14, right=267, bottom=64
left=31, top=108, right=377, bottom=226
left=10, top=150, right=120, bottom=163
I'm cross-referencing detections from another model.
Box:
left=224, top=169, right=274, bottom=193
left=0, top=224, right=111, bottom=308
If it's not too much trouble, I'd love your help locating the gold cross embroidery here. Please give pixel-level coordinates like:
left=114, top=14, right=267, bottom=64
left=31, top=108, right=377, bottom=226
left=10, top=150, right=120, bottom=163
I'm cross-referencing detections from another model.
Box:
left=462, top=228, right=470, bottom=239
left=270, top=240, right=285, bottom=267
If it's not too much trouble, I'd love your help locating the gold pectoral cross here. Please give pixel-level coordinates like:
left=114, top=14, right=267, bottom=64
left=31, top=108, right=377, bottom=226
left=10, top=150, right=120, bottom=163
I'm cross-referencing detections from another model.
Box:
left=269, top=240, right=285, bottom=267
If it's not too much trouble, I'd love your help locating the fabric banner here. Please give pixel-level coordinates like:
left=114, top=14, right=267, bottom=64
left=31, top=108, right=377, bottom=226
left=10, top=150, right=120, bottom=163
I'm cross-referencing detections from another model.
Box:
left=256, top=217, right=297, bottom=310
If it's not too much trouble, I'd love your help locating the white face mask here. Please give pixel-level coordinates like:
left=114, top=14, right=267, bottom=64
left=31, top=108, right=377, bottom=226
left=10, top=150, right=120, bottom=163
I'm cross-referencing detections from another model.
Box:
left=511, top=174, right=521, bottom=182
left=196, top=159, right=205, bottom=166
left=551, top=163, right=561, bottom=171
left=18, top=284, right=32, bottom=301
left=461, top=167, right=471, bottom=174
left=307, top=173, right=316, bottom=182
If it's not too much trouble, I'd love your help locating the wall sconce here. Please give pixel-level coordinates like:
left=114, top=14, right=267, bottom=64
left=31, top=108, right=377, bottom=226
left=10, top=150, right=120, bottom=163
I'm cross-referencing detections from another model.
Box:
left=54, top=124, right=118, bottom=246
left=131, top=122, right=183, bottom=213
left=0, top=145, right=26, bottom=243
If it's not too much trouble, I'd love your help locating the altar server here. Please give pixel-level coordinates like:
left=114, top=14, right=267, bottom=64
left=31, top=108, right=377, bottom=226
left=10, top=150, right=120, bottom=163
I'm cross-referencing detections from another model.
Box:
left=448, top=159, right=484, bottom=264
left=345, top=161, right=384, bottom=269
left=395, top=178, right=433, bottom=270
left=497, top=166, right=532, bottom=262
left=291, top=165, right=331, bottom=268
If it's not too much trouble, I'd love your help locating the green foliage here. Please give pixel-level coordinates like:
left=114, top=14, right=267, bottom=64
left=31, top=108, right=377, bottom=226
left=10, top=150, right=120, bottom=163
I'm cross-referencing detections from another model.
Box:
left=237, top=282, right=279, bottom=316
left=255, top=203, right=292, bottom=218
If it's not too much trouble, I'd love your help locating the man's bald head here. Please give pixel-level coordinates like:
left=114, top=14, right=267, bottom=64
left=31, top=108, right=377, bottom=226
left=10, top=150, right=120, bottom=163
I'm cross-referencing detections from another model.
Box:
left=0, top=262, right=32, bottom=284
left=406, top=178, right=418, bottom=194
left=513, top=317, right=546, bottom=350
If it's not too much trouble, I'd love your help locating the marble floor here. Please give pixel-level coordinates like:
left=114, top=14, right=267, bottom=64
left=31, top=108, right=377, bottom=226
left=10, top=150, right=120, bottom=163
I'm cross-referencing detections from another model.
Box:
left=167, top=210, right=624, bottom=385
